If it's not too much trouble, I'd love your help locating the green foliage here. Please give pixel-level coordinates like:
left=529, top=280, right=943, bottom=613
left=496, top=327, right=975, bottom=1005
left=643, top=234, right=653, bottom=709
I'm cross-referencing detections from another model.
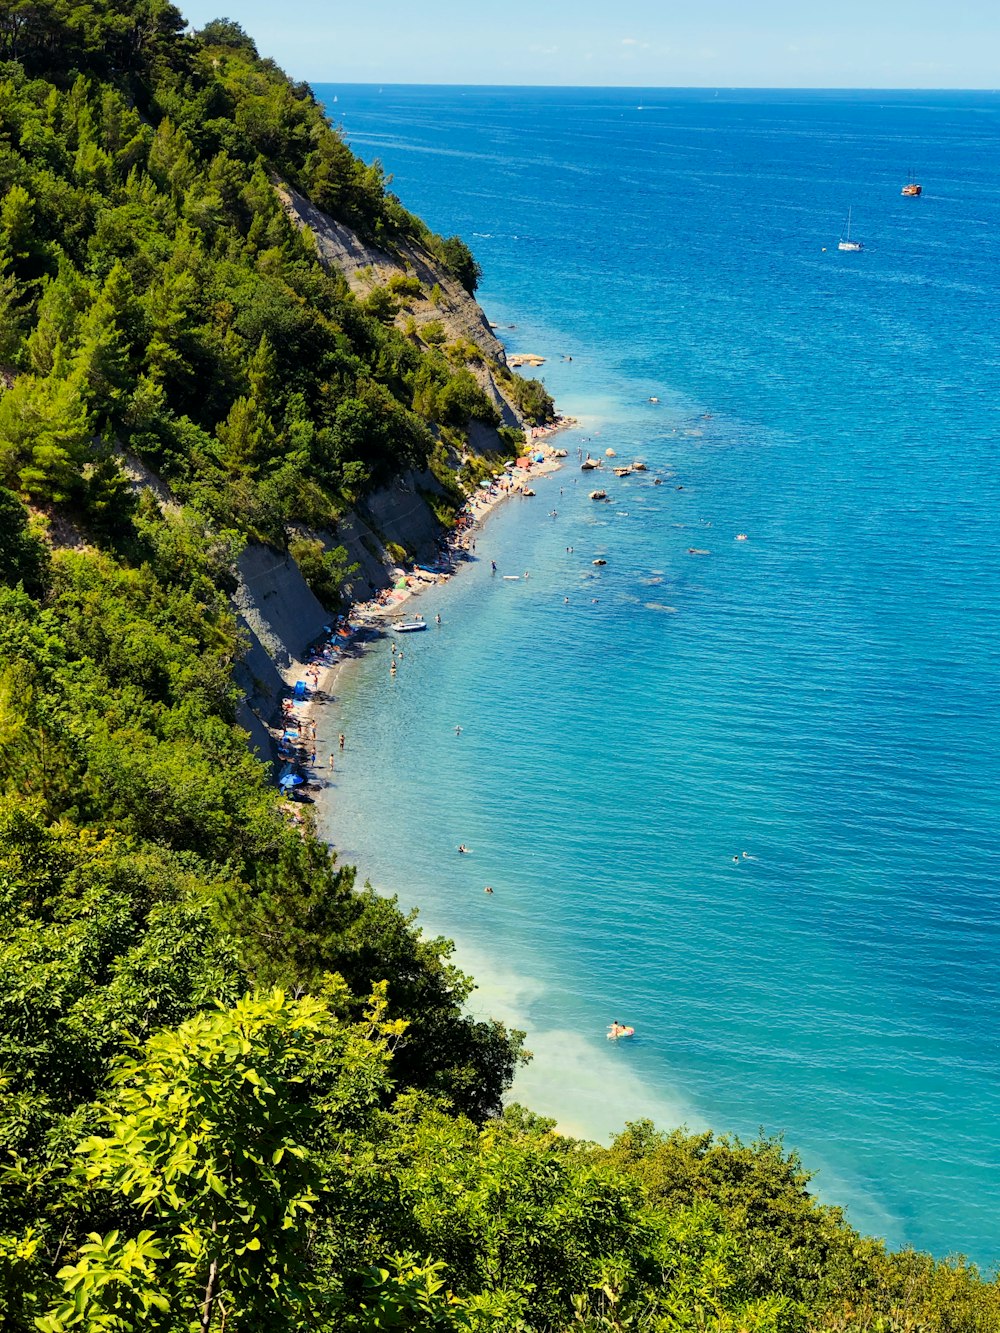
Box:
left=0, top=13, right=494, bottom=539
left=432, top=236, right=482, bottom=295
left=498, top=368, right=555, bottom=426
left=194, top=17, right=259, bottom=53
left=0, top=487, right=49, bottom=594
left=498, top=424, right=525, bottom=455
left=38, top=990, right=395, bottom=1332
left=387, top=273, right=421, bottom=298
left=445, top=337, right=483, bottom=367
left=289, top=534, right=359, bottom=608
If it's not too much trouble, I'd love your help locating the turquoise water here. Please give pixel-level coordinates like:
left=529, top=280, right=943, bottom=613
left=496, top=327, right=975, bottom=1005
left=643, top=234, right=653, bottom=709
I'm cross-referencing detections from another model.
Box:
left=312, top=87, right=1000, bottom=1262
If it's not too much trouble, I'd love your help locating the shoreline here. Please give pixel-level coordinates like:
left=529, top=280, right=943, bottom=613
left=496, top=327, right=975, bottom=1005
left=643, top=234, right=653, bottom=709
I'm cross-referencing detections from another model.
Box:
left=269, top=417, right=576, bottom=822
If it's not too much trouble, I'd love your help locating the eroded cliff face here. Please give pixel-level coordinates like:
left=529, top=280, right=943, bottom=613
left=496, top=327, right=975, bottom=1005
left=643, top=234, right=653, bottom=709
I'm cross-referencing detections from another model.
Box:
left=119, top=194, right=521, bottom=751
left=275, top=182, right=520, bottom=428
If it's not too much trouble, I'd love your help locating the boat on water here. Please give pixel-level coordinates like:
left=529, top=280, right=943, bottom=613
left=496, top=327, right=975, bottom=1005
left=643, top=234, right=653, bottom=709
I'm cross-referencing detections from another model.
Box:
left=838, top=207, right=863, bottom=252
left=901, top=172, right=922, bottom=197
left=394, top=620, right=427, bottom=632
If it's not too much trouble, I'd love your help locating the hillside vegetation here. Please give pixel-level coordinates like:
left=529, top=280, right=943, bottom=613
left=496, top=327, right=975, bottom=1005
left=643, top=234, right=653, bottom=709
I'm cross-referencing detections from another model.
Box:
left=0, top=3, right=997, bottom=1330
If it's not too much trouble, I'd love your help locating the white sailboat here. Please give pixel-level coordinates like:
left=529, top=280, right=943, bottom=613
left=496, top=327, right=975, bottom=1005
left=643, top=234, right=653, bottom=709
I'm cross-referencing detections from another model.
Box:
left=838, top=207, right=863, bottom=252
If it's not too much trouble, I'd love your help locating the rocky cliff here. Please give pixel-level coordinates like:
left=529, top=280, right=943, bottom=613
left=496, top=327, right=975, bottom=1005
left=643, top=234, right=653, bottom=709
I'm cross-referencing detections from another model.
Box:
left=276, top=183, right=520, bottom=428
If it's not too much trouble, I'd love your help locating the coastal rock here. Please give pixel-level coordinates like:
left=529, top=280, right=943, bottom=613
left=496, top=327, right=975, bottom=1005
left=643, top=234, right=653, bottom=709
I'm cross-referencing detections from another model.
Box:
left=275, top=180, right=520, bottom=428
left=234, top=544, right=330, bottom=675
left=589, top=489, right=608, bottom=501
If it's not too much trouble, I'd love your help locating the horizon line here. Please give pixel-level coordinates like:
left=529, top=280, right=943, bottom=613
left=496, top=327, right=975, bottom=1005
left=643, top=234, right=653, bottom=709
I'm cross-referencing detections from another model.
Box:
left=306, top=81, right=1000, bottom=94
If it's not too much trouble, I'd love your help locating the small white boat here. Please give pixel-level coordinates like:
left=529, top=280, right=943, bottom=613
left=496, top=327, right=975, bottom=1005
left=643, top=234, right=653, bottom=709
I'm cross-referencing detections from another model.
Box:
left=838, top=207, right=863, bottom=252
left=394, top=620, right=427, bottom=632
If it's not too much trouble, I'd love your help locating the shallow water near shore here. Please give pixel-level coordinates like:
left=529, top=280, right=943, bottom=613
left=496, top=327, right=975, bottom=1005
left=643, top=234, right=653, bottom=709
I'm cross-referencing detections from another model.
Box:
left=314, top=86, right=1000, bottom=1262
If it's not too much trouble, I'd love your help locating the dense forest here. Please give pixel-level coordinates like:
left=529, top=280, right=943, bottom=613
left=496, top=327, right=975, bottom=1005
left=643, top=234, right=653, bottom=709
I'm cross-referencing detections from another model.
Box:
left=0, top=2, right=997, bottom=1328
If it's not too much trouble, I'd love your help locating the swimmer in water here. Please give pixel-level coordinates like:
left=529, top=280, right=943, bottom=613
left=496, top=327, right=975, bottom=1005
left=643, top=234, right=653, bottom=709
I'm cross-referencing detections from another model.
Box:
left=458, top=844, right=469, bottom=854
left=484, top=885, right=494, bottom=895
left=742, top=851, right=756, bottom=859
left=732, top=855, right=740, bottom=864
left=455, top=725, right=462, bottom=736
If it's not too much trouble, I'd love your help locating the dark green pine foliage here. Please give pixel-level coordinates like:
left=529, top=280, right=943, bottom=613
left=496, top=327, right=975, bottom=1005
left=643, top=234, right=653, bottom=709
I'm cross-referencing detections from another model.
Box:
left=0, top=0, right=505, bottom=542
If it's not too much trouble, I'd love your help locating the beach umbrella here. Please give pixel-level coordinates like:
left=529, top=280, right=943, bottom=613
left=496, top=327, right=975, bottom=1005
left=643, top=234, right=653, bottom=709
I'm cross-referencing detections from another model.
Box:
left=534, top=453, right=544, bottom=462
left=279, top=774, right=304, bottom=790
left=478, top=479, right=492, bottom=488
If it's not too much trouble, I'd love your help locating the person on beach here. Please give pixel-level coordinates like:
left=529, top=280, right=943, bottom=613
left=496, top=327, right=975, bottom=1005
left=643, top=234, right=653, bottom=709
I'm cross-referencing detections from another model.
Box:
left=309, top=748, right=316, bottom=765
left=491, top=560, right=497, bottom=573
left=435, top=613, right=441, bottom=624
left=329, top=754, right=335, bottom=769
left=339, top=733, right=345, bottom=750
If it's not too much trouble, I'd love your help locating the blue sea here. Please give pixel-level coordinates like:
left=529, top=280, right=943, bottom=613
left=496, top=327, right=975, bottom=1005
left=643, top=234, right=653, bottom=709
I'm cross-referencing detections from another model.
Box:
left=312, top=86, right=1000, bottom=1264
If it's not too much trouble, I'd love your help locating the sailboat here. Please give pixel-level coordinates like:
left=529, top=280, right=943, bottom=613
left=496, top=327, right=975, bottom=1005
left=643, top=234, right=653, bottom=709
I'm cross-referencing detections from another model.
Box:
left=838, top=207, right=863, bottom=252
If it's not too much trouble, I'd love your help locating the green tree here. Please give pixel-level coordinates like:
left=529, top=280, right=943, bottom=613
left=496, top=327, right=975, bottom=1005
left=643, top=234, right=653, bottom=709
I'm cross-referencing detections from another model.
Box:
left=0, top=372, right=91, bottom=505
left=0, top=487, right=49, bottom=594
left=436, top=237, right=481, bottom=295
left=288, top=535, right=358, bottom=607
left=39, top=990, right=400, bottom=1333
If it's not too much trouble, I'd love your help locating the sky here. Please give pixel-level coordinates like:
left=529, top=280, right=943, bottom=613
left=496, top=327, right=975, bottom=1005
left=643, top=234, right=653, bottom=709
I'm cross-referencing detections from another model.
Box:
left=178, top=0, right=1000, bottom=88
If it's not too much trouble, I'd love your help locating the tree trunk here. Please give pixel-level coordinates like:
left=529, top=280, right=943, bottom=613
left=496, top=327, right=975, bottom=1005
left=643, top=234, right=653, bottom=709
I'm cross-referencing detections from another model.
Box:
left=200, top=1221, right=219, bottom=1333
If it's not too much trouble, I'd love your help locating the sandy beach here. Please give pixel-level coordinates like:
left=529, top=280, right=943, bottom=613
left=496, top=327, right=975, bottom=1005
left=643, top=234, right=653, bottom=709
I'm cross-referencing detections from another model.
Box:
left=270, top=421, right=574, bottom=819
